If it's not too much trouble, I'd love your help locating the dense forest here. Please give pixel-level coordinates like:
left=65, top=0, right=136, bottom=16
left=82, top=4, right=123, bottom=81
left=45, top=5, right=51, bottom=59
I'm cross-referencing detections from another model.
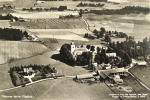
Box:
left=90, top=6, right=150, bottom=15
left=0, top=28, right=24, bottom=40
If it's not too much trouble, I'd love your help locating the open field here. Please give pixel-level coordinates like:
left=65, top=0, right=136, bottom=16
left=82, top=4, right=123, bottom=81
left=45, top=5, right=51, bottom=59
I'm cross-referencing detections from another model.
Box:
left=0, top=41, right=49, bottom=64
left=84, top=13, right=150, bottom=42
left=10, top=0, right=36, bottom=8
left=0, top=51, right=91, bottom=90
left=10, top=18, right=86, bottom=29
left=0, top=10, right=15, bottom=14
left=11, top=11, right=79, bottom=19
left=0, top=78, right=117, bottom=100
left=129, top=64, right=150, bottom=89
left=0, top=20, right=11, bottom=28
left=28, top=29, right=89, bottom=41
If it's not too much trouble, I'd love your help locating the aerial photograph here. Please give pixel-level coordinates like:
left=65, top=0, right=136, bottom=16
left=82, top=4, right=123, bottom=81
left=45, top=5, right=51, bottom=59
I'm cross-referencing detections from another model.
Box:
left=0, top=0, right=150, bottom=100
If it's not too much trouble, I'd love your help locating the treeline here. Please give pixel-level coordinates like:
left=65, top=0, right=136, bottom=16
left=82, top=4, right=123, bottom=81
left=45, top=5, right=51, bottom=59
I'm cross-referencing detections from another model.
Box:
left=93, top=27, right=127, bottom=40
left=90, top=6, right=150, bottom=15
left=0, top=28, right=24, bottom=40
left=59, top=44, right=76, bottom=66
left=0, top=13, right=19, bottom=21
left=77, top=2, right=105, bottom=7
left=22, top=6, right=67, bottom=12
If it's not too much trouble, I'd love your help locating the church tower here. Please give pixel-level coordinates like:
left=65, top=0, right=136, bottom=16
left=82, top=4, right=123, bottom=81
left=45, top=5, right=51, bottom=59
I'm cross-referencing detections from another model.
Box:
left=70, top=42, right=75, bottom=54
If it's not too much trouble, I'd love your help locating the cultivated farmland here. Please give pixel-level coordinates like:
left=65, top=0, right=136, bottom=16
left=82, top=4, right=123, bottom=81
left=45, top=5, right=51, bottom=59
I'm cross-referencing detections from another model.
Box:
left=0, top=20, right=11, bottom=28
left=0, top=41, right=49, bottom=64
left=11, top=11, right=79, bottom=19
left=83, top=13, right=150, bottom=42
left=10, top=18, right=86, bottom=29
left=0, top=78, right=117, bottom=100
left=28, top=29, right=89, bottom=41
left=129, top=64, right=150, bottom=89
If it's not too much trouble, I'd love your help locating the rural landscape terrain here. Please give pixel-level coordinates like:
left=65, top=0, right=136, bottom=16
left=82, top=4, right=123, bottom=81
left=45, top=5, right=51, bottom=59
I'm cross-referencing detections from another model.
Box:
left=0, top=0, right=150, bottom=100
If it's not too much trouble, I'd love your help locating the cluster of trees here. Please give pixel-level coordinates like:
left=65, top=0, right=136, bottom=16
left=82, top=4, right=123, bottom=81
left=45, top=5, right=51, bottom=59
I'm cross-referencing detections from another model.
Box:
left=59, top=14, right=79, bottom=18
left=94, top=47, right=110, bottom=64
left=105, top=34, right=111, bottom=43
left=0, top=13, right=18, bottom=21
left=108, top=31, right=127, bottom=38
left=76, top=52, right=92, bottom=66
left=0, top=28, right=24, bottom=40
left=9, top=64, right=52, bottom=75
left=141, top=37, right=150, bottom=53
left=9, top=64, right=52, bottom=86
left=59, top=44, right=76, bottom=66
left=93, top=27, right=127, bottom=42
left=109, top=40, right=136, bottom=65
left=90, top=6, right=150, bottom=15
left=84, top=33, right=96, bottom=40
left=93, top=27, right=106, bottom=38
left=77, top=2, right=105, bottom=7
left=58, top=6, right=67, bottom=11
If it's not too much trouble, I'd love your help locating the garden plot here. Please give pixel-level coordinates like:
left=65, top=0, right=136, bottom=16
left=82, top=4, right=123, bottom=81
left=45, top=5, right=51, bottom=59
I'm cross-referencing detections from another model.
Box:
left=29, top=29, right=89, bottom=41
left=10, top=18, right=86, bottom=29
left=11, top=11, right=79, bottom=19
left=0, top=41, right=48, bottom=64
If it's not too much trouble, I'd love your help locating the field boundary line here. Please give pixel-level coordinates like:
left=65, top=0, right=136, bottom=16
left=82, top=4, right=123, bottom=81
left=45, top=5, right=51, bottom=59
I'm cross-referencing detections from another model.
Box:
left=82, top=17, right=92, bottom=32
left=128, top=71, right=150, bottom=91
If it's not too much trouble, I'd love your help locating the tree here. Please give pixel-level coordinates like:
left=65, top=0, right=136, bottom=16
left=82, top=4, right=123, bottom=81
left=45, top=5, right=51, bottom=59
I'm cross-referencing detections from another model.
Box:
left=124, top=53, right=132, bottom=64
left=93, top=29, right=98, bottom=35
left=105, top=34, right=111, bottom=43
left=90, top=46, right=95, bottom=52
left=118, top=62, right=123, bottom=68
left=105, top=56, right=109, bottom=64
left=100, top=56, right=105, bottom=64
left=97, top=47, right=101, bottom=54
left=86, top=45, right=91, bottom=50
left=79, top=9, right=83, bottom=17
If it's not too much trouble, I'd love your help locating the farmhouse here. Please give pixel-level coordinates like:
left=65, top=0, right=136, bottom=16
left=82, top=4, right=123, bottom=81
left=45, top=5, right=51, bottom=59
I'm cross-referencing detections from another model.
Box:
left=23, top=67, right=34, bottom=75
left=113, top=75, right=123, bottom=84
left=132, top=59, right=147, bottom=66
left=97, top=68, right=127, bottom=80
